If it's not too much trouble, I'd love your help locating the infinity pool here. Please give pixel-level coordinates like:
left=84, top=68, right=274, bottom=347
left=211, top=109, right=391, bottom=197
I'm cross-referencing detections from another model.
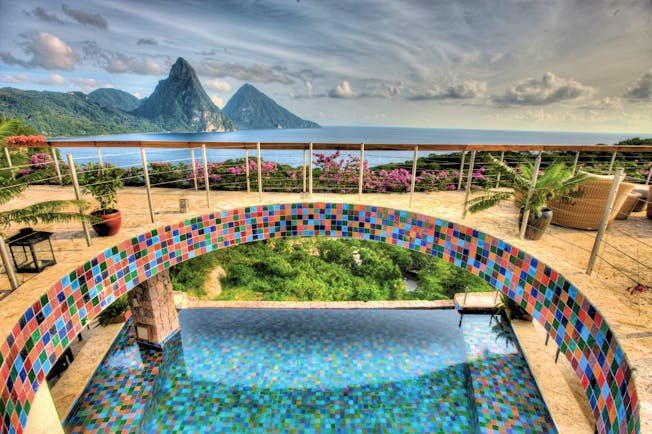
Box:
left=65, top=309, right=556, bottom=433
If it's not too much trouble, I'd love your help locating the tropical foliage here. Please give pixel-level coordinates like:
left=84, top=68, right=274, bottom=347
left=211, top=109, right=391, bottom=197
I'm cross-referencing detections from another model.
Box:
left=0, top=119, right=95, bottom=236
left=77, top=162, right=125, bottom=213
left=465, top=154, right=593, bottom=218
left=169, top=238, right=492, bottom=301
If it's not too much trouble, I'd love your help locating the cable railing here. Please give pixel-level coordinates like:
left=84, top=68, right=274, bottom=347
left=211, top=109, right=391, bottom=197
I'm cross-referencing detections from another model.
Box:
left=0, top=139, right=650, bottom=292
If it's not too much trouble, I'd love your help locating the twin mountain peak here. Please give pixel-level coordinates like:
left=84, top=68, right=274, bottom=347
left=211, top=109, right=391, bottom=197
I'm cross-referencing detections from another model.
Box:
left=124, top=57, right=317, bottom=132
left=0, top=57, right=318, bottom=135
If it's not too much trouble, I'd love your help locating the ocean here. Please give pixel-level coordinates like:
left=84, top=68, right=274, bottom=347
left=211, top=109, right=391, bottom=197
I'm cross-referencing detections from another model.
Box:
left=53, top=126, right=651, bottom=168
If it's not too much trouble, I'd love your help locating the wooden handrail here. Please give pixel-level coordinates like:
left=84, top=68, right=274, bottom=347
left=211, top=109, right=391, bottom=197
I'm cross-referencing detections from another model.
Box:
left=2, top=140, right=646, bottom=153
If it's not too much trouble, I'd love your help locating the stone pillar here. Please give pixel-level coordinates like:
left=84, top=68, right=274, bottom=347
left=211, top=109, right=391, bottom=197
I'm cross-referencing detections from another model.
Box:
left=127, top=269, right=180, bottom=347
left=24, top=383, right=64, bottom=434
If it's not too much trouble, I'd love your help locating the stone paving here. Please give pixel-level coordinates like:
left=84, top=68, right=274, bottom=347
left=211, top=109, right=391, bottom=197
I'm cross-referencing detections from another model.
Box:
left=0, top=185, right=650, bottom=431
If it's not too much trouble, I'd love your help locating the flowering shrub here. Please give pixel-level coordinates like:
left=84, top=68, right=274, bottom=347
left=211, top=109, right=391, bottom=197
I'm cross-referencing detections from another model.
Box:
left=30, top=153, right=52, bottom=169
left=4, top=135, right=46, bottom=146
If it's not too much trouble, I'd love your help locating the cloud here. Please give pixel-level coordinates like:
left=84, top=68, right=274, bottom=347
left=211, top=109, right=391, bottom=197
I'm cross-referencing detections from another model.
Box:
left=70, top=78, right=112, bottom=92
left=0, top=32, right=78, bottom=71
left=25, top=7, right=64, bottom=24
left=1, top=72, right=59, bottom=86
left=513, top=109, right=577, bottom=122
left=203, top=79, right=232, bottom=93
left=492, top=72, right=594, bottom=105
left=82, top=41, right=162, bottom=75
left=0, top=73, right=30, bottom=84
left=62, top=4, right=108, bottom=29
left=623, top=70, right=652, bottom=100
left=328, top=80, right=358, bottom=98
left=407, top=80, right=486, bottom=100
left=197, top=60, right=293, bottom=84
left=210, top=95, right=224, bottom=108
left=137, top=38, right=158, bottom=46
left=582, top=97, right=623, bottom=111
left=323, top=80, right=404, bottom=99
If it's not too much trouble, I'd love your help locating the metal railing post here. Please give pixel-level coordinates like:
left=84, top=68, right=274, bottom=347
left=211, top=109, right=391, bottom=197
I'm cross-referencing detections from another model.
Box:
left=646, top=165, right=652, bottom=185
left=190, top=149, right=198, bottom=191
left=256, top=142, right=263, bottom=201
left=457, top=151, right=466, bottom=190
left=462, top=151, right=476, bottom=218
left=495, top=151, right=505, bottom=188
left=51, top=147, right=63, bottom=184
left=309, top=142, right=313, bottom=198
left=140, top=148, right=155, bottom=224
left=202, top=144, right=211, bottom=208
left=409, top=145, right=419, bottom=209
left=0, top=237, right=19, bottom=291
left=358, top=143, right=365, bottom=197
left=571, top=151, right=580, bottom=175
left=608, top=151, right=617, bottom=174
left=302, top=147, right=307, bottom=195
left=519, top=151, right=542, bottom=240
left=586, top=168, right=624, bottom=274
left=66, top=154, right=92, bottom=247
left=97, top=148, right=103, bottom=166
left=245, top=149, right=251, bottom=193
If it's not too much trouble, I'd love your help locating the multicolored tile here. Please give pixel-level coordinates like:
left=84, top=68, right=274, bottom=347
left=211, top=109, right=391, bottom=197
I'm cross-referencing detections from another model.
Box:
left=0, top=203, right=639, bottom=433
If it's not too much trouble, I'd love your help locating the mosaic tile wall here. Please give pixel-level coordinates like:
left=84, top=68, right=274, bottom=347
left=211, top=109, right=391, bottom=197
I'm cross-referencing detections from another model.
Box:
left=0, top=203, right=640, bottom=434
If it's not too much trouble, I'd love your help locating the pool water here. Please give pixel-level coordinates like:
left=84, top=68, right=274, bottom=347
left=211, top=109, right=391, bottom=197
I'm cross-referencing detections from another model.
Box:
left=64, top=309, right=556, bottom=433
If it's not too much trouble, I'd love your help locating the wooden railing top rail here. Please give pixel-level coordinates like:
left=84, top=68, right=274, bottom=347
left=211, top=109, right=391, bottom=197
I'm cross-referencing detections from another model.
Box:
left=3, top=140, right=649, bottom=153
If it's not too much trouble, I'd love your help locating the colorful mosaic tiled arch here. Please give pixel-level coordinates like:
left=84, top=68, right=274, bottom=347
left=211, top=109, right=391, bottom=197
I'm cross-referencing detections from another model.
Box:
left=0, top=203, right=639, bottom=434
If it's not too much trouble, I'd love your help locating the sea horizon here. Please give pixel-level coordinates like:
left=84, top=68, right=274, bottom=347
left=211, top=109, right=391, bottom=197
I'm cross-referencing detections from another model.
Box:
left=54, top=125, right=652, bottom=168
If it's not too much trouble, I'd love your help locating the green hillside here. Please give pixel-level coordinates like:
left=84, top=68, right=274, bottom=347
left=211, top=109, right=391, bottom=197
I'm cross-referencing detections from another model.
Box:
left=0, top=88, right=163, bottom=137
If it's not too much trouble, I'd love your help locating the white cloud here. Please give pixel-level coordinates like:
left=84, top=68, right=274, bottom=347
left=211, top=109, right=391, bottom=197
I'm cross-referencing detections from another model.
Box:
left=203, top=79, right=232, bottom=93
left=624, top=70, right=652, bottom=100
left=82, top=42, right=162, bottom=75
left=210, top=95, right=224, bottom=108
left=407, top=80, right=486, bottom=100
left=0, top=32, right=78, bottom=71
left=328, top=80, right=358, bottom=98
left=70, top=78, right=113, bottom=92
left=197, top=60, right=293, bottom=84
left=513, top=109, right=577, bottom=122
left=0, top=74, right=30, bottom=84
left=492, top=72, right=594, bottom=105
left=582, top=97, right=623, bottom=111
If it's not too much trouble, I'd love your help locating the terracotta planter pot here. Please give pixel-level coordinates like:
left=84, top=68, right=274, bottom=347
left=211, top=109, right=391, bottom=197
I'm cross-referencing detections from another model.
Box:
left=91, top=209, right=122, bottom=236
left=519, top=208, right=552, bottom=240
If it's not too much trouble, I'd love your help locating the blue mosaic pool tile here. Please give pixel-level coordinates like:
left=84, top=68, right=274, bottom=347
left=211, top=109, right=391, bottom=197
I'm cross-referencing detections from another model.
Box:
left=0, top=203, right=639, bottom=433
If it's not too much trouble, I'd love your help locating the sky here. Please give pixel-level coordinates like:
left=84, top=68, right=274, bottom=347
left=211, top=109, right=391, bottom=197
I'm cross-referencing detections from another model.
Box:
left=0, top=0, right=651, bottom=133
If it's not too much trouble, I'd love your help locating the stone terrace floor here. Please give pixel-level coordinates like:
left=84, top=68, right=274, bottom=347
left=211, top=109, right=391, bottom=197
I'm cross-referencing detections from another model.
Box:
left=0, top=185, right=650, bottom=431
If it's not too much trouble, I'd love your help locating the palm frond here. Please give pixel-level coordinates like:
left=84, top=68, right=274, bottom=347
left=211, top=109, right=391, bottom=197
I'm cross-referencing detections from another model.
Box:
left=465, top=190, right=514, bottom=214
left=0, top=175, right=47, bottom=205
left=0, top=120, right=21, bottom=140
left=0, top=200, right=98, bottom=229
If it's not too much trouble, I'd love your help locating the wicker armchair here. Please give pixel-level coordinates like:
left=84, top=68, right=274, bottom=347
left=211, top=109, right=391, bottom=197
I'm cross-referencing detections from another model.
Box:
left=548, top=174, right=635, bottom=230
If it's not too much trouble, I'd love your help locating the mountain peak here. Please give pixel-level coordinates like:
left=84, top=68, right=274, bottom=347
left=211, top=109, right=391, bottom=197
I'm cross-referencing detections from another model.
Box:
left=169, top=57, right=194, bottom=80
left=223, top=84, right=319, bottom=130
left=134, top=58, right=235, bottom=132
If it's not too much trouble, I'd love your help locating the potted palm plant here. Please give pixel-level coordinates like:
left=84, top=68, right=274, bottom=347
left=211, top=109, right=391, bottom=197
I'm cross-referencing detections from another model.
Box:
left=466, top=154, right=593, bottom=240
left=78, top=162, right=125, bottom=236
